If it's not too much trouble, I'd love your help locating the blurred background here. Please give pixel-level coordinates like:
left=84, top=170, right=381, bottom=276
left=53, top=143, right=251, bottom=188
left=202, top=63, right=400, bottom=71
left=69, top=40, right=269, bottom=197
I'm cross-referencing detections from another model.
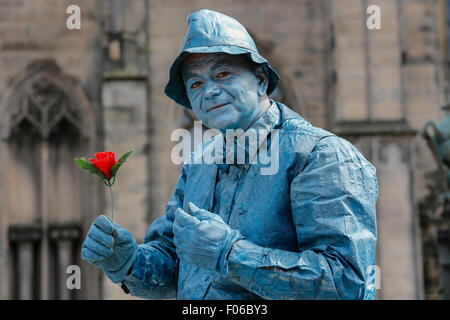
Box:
left=0, top=0, right=449, bottom=300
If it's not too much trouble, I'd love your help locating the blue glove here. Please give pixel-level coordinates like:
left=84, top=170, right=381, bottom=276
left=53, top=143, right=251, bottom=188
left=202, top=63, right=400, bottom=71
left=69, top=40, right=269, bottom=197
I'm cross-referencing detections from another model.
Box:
left=81, top=215, right=138, bottom=283
left=173, top=202, right=244, bottom=276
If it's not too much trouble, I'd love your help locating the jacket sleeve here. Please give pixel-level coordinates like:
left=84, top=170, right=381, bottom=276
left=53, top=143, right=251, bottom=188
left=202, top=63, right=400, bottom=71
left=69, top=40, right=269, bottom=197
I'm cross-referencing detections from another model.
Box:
left=226, top=135, right=378, bottom=299
left=120, top=164, right=187, bottom=299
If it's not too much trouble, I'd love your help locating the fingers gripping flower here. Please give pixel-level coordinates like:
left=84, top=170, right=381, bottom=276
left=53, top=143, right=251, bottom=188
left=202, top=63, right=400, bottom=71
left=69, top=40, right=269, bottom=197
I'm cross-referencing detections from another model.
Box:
left=74, top=150, right=132, bottom=221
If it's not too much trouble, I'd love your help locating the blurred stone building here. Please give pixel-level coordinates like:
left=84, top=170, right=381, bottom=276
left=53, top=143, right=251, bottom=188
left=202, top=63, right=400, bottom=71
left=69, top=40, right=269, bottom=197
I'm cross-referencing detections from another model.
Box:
left=0, top=0, right=448, bottom=299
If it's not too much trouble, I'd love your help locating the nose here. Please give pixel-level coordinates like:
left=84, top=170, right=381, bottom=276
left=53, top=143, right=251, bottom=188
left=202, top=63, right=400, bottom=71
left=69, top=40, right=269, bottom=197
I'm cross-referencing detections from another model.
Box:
left=203, top=81, right=222, bottom=101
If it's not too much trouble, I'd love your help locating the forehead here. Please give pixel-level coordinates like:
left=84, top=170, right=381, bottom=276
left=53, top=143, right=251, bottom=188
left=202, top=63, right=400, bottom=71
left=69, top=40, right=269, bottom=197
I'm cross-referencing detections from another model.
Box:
left=182, top=53, right=250, bottom=75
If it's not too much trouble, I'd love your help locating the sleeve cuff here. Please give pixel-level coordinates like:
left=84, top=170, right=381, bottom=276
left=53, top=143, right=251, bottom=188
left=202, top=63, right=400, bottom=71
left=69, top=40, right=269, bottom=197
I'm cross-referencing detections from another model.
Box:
left=105, top=246, right=139, bottom=283
left=218, top=230, right=244, bottom=276
left=226, top=239, right=267, bottom=289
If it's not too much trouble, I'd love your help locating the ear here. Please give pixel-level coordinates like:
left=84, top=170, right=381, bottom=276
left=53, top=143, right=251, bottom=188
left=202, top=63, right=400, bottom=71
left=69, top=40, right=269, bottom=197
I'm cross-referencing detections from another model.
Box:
left=254, top=65, right=269, bottom=97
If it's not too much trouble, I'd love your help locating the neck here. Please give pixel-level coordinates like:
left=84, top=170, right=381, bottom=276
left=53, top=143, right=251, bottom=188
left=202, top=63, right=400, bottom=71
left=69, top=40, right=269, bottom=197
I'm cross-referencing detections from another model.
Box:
left=245, top=98, right=271, bottom=130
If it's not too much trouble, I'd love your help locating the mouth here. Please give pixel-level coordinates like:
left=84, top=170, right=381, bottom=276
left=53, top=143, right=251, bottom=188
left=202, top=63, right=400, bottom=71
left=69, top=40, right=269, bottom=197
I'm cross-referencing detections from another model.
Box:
left=208, top=103, right=229, bottom=112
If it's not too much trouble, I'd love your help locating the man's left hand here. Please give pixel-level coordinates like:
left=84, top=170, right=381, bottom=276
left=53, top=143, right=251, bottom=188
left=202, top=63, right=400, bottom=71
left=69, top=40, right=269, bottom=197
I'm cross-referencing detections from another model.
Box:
left=173, top=202, right=243, bottom=275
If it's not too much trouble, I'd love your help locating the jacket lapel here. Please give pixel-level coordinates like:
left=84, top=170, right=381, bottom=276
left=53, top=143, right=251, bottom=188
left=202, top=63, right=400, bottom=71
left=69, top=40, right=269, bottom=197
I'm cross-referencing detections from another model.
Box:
left=184, top=163, right=218, bottom=212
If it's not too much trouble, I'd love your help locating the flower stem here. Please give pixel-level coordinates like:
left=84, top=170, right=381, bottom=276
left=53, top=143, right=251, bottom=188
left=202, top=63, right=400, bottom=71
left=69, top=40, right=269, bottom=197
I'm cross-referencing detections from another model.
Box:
left=108, top=182, right=114, bottom=222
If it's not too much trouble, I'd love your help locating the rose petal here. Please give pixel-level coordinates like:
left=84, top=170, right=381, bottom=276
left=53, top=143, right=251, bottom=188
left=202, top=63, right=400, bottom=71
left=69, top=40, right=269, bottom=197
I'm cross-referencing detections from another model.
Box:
left=92, top=160, right=112, bottom=178
left=107, top=152, right=116, bottom=164
left=95, top=152, right=106, bottom=161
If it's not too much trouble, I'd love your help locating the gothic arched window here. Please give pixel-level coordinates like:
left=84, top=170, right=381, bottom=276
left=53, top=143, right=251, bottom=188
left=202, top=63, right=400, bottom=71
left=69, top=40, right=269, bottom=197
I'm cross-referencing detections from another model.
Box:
left=0, top=60, right=98, bottom=300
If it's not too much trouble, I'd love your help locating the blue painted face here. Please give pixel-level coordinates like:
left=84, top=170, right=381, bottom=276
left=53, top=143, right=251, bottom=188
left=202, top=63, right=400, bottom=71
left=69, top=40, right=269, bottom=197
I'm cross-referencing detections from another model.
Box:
left=182, top=53, right=269, bottom=131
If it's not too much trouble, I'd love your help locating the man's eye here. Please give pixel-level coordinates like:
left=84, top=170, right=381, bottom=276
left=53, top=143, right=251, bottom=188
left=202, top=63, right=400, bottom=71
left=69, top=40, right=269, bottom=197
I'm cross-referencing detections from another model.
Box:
left=215, top=72, right=230, bottom=79
left=190, top=81, right=202, bottom=89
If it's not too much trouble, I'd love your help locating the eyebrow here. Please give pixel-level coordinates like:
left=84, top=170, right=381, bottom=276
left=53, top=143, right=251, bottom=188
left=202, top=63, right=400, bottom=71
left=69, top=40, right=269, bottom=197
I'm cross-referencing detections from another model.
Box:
left=183, top=57, right=233, bottom=80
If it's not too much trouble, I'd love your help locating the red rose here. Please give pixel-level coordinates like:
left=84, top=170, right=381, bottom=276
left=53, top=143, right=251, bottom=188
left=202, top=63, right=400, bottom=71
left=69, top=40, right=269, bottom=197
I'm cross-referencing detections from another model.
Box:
left=75, top=150, right=132, bottom=221
left=89, top=151, right=118, bottom=178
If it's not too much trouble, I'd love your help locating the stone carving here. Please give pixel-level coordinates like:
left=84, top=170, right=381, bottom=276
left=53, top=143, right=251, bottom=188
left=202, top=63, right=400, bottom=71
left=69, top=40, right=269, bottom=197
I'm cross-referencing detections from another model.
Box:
left=421, top=103, right=450, bottom=299
left=1, top=59, right=90, bottom=141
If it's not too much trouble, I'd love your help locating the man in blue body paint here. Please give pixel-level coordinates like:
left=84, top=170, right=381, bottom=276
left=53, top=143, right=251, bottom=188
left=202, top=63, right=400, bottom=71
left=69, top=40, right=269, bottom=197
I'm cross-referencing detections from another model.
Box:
left=81, top=9, right=378, bottom=300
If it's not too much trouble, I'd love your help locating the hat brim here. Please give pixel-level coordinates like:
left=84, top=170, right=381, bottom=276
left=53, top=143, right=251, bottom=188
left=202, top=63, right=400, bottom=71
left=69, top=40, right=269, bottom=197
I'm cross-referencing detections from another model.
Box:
left=164, top=45, right=280, bottom=109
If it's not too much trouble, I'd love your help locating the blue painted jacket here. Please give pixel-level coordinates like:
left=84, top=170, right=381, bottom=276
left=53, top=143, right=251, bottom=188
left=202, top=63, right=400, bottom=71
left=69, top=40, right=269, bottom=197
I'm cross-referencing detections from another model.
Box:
left=121, top=101, right=378, bottom=299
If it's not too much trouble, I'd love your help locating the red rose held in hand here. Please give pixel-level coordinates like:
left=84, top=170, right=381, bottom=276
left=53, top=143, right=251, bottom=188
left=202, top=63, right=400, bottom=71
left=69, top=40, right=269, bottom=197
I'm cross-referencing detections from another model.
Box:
left=89, top=151, right=118, bottom=178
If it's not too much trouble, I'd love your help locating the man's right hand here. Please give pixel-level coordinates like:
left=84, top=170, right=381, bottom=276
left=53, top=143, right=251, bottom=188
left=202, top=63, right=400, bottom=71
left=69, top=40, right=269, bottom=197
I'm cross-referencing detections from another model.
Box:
left=81, top=215, right=138, bottom=283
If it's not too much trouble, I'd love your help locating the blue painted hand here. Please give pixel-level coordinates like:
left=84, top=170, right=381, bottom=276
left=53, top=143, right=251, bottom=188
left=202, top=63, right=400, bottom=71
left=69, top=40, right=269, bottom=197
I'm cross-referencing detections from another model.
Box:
left=173, top=202, right=244, bottom=276
left=81, top=215, right=138, bottom=283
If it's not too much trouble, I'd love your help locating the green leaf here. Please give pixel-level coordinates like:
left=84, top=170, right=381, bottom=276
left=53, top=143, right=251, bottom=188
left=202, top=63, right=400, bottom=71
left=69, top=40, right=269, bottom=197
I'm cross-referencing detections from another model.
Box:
left=74, top=157, right=107, bottom=180
left=110, top=150, right=133, bottom=177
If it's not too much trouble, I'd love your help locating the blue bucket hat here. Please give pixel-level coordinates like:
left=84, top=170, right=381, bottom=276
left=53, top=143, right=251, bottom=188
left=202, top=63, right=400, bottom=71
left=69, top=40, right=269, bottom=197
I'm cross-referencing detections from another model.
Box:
left=164, top=9, right=280, bottom=109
